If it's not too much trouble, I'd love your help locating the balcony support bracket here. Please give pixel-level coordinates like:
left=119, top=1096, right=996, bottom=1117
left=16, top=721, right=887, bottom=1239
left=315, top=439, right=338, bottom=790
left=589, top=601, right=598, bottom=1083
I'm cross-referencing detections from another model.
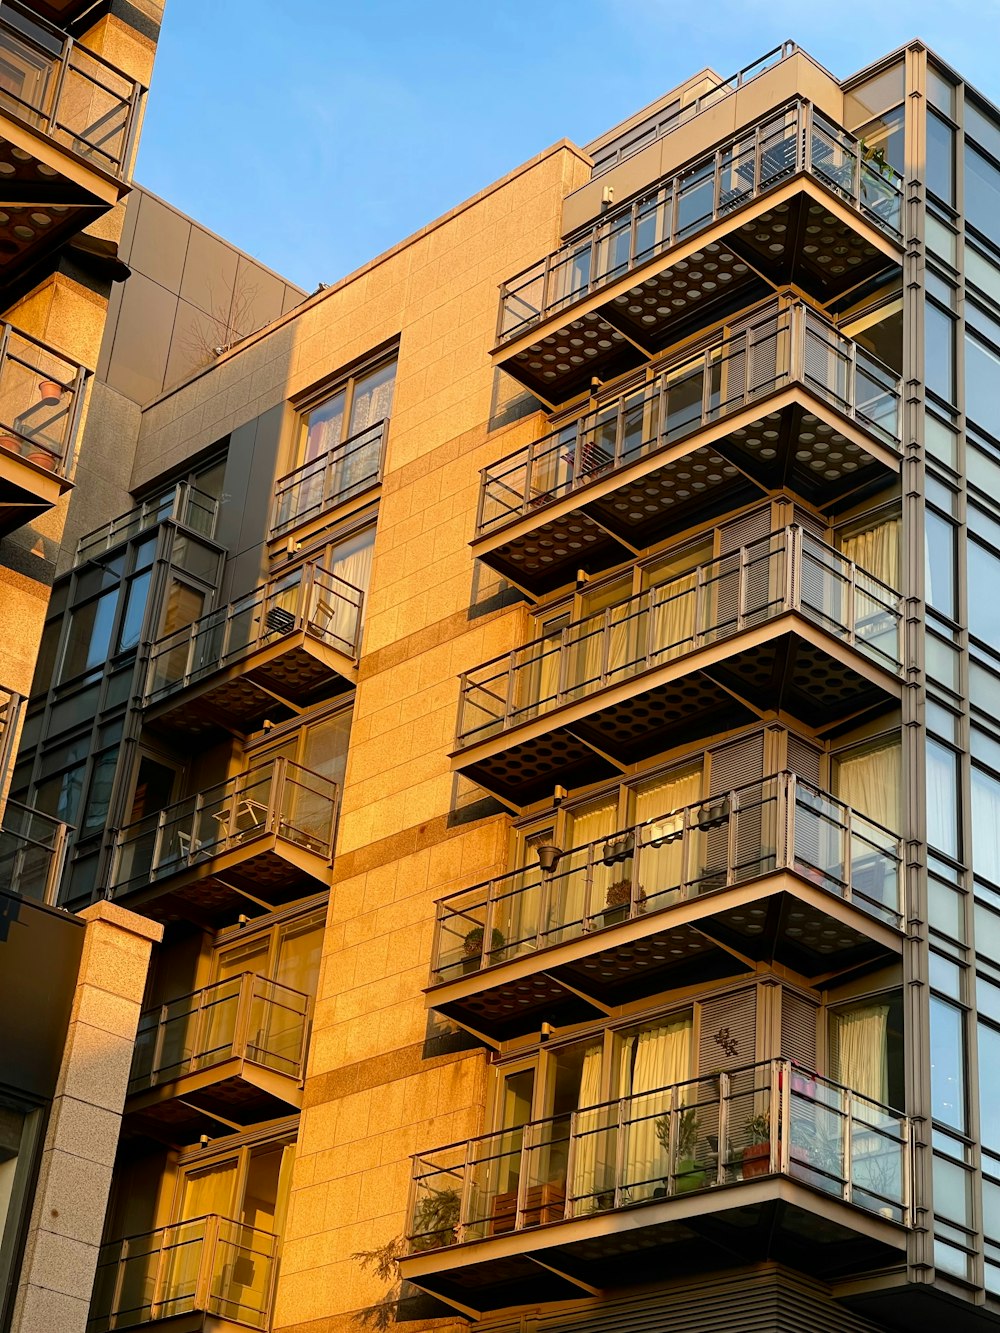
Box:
left=174, top=1098, right=243, bottom=1135
left=526, top=1251, right=603, bottom=1296
left=542, top=971, right=616, bottom=1017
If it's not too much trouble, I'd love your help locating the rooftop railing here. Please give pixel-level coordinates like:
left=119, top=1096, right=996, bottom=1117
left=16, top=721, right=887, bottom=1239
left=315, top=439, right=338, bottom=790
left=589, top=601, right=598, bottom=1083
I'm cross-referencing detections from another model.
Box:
left=457, top=526, right=902, bottom=749
left=109, top=756, right=338, bottom=894
left=75, top=481, right=220, bottom=564
left=129, top=972, right=310, bottom=1096
left=0, top=0, right=145, bottom=179
left=88, top=1215, right=276, bottom=1332
left=144, top=560, right=363, bottom=706
left=271, top=418, right=388, bottom=538
left=0, top=322, right=88, bottom=479
left=0, top=798, right=69, bottom=905
left=477, top=299, right=901, bottom=536
left=406, top=1059, right=911, bottom=1254
left=590, top=42, right=799, bottom=177
left=433, top=771, right=902, bottom=984
left=498, top=100, right=903, bottom=344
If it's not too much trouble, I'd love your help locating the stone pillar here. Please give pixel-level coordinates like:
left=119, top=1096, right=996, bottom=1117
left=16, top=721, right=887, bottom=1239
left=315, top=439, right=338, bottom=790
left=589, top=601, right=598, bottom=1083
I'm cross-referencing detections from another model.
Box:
left=9, top=901, right=162, bottom=1333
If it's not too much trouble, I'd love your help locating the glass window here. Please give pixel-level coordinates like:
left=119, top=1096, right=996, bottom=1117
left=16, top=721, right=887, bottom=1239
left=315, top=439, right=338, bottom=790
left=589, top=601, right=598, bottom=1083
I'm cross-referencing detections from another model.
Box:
left=965, top=331, right=1000, bottom=431
left=925, top=509, right=956, bottom=618
left=966, top=244, right=1000, bottom=307
left=926, top=738, right=959, bottom=859
left=34, top=762, right=85, bottom=826
left=0, top=1100, right=42, bottom=1317
left=966, top=141, right=1000, bottom=244
left=81, top=747, right=119, bottom=837
left=927, top=213, right=957, bottom=266
left=981, top=1023, right=1000, bottom=1153
left=829, top=991, right=903, bottom=1105
left=972, top=766, right=1000, bottom=887
left=927, top=67, right=954, bottom=118
left=926, top=109, right=955, bottom=204
left=925, top=413, right=958, bottom=469
left=967, top=102, right=1000, bottom=159
left=61, top=590, right=119, bottom=682
left=117, top=571, right=151, bottom=653
left=929, top=995, right=966, bottom=1131
left=925, top=301, right=956, bottom=403
left=970, top=541, right=1000, bottom=647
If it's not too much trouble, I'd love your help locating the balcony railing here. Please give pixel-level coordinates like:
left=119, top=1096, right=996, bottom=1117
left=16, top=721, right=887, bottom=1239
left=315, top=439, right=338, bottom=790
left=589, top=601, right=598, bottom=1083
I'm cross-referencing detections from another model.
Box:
left=88, top=1215, right=276, bottom=1332
left=109, top=757, right=338, bottom=894
left=144, top=560, right=363, bottom=706
left=433, top=772, right=901, bottom=983
left=76, top=481, right=220, bottom=564
left=478, top=299, right=901, bottom=536
left=0, top=0, right=144, bottom=179
left=0, top=683, right=23, bottom=793
left=271, top=418, right=388, bottom=537
left=0, top=798, right=68, bottom=904
left=590, top=43, right=798, bottom=177
left=458, top=527, right=901, bottom=749
left=497, top=100, right=903, bottom=344
left=129, top=972, right=310, bottom=1096
left=406, top=1059, right=911, bottom=1255
left=0, top=322, right=88, bottom=478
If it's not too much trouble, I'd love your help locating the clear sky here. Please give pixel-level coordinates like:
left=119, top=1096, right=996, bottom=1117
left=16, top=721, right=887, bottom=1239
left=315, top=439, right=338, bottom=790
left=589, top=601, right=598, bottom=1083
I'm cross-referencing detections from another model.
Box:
left=136, top=0, right=1000, bottom=292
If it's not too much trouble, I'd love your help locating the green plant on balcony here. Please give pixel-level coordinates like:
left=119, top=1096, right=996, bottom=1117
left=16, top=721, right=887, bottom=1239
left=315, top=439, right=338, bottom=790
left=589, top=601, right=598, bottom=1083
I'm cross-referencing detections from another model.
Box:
left=858, top=139, right=898, bottom=219
left=462, top=925, right=505, bottom=973
left=742, top=1110, right=772, bottom=1178
left=410, top=1186, right=461, bottom=1251
left=654, top=1107, right=708, bottom=1193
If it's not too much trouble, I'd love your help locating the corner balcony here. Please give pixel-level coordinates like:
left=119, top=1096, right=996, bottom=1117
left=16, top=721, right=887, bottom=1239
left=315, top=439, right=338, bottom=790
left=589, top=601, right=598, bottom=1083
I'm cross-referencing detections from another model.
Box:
left=0, top=2, right=145, bottom=283
left=456, top=527, right=902, bottom=805
left=125, top=973, right=309, bottom=1143
left=401, top=1060, right=911, bottom=1314
left=429, top=774, right=901, bottom=1040
left=143, top=561, right=363, bottom=737
left=496, top=101, right=902, bottom=405
left=270, top=417, right=388, bottom=541
left=108, top=758, right=337, bottom=924
left=75, top=481, right=221, bottom=565
left=0, top=798, right=68, bottom=904
left=476, top=298, right=901, bottom=594
left=0, top=321, right=89, bottom=535
left=88, top=1216, right=276, bottom=1332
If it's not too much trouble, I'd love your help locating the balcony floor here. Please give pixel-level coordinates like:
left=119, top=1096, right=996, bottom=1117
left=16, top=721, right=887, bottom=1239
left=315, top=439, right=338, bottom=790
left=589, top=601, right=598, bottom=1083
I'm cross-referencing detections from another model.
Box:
left=429, top=870, right=901, bottom=1041
left=496, top=178, right=900, bottom=406
left=0, top=449, right=70, bottom=536
left=476, top=390, right=899, bottom=596
left=125, top=1059, right=303, bottom=1145
left=400, top=1175, right=907, bottom=1316
left=456, top=618, right=901, bottom=806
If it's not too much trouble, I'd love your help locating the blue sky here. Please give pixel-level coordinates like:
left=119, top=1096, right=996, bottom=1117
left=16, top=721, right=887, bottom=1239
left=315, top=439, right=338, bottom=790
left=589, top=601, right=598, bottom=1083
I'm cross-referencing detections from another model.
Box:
left=137, top=0, right=1000, bottom=291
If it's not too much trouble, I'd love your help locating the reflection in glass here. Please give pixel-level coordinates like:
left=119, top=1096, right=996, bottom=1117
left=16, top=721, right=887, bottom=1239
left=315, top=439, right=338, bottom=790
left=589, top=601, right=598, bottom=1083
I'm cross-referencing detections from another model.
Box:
left=930, top=995, right=966, bottom=1132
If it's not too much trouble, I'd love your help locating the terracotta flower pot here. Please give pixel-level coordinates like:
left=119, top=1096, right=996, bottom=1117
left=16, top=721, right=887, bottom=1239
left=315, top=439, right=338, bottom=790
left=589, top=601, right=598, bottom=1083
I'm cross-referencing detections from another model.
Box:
left=38, top=380, right=63, bottom=402
left=0, top=433, right=21, bottom=454
left=24, top=449, right=55, bottom=471
left=742, top=1142, right=771, bottom=1178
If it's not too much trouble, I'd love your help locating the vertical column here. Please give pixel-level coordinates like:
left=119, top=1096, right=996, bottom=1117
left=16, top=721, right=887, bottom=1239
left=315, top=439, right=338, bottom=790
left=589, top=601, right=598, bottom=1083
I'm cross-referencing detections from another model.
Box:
left=9, top=902, right=161, bottom=1333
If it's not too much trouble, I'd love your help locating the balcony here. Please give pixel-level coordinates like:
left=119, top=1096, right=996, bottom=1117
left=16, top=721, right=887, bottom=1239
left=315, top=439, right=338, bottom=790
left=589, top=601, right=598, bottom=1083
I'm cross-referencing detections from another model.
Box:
left=475, top=299, right=901, bottom=593
left=456, top=527, right=902, bottom=804
left=0, top=682, right=23, bottom=789
left=0, top=2, right=145, bottom=283
left=143, top=560, right=363, bottom=737
left=429, top=774, right=901, bottom=1039
left=270, top=417, right=388, bottom=540
left=0, top=321, right=88, bottom=535
left=125, top=973, right=309, bottom=1143
left=88, top=1215, right=276, bottom=1332
left=76, top=481, right=220, bottom=565
left=108, top=758, right=337, bottom=924
left=400, top=1060, right=911, bottom=1314
left=0, top=798, right=68, bottom=904
left=496, top=101, right=902, bottom=405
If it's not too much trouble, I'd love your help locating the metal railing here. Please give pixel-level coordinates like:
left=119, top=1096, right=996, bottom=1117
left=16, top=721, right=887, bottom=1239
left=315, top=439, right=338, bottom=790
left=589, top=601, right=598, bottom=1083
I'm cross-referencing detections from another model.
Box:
left=88, top=1215, right=277, bottom=1331
left=457, top=526, right=902, bottom=749
left=432, top=772, right=902, bottom=984
left=144, top=560, right=363, bottom=706
left=0, top=684, right=23, bottom=796
left=271, top=418, right=388, bottom=537
left=0, top=322, right=88, bottom=479
left=76, top=481, right=220, bottom=564
left=498, top=100, right=903, bottom=344
left=590, top=43, right=799, bottom=177
left=0, top=799, right=69, bottom=905
left=109, top=757, right=338, bottom=894
left=477, top=298, right=901, bottom=536
left=0, top=0, right=144, bottom=179
left=129, top=972, right=311, bottom=1096
left=406, top=1059, right=911, bottom=1254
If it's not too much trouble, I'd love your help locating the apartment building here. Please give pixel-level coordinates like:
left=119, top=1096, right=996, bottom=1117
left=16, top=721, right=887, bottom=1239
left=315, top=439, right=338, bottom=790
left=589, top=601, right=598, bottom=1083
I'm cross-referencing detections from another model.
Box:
left=7, top=31, right=1000, bottom=1333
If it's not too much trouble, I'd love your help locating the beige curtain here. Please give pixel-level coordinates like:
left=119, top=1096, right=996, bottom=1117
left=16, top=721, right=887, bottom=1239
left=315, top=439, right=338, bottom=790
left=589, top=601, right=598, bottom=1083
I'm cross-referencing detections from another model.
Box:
left=832, top=1003, right=890, bottom=1103
left=574, top=579, right=632, bottom=696
left=635, top=765, right=703, bottom=907
left=570, top=1044, right=607, bottom=1212
left=840, top=516, right=901, bottom=588
left=556, top=795, right=619, bottom=937
left=619, top=1016, right=693, bottom=1200
left=834, top=741, right=901, bottom=832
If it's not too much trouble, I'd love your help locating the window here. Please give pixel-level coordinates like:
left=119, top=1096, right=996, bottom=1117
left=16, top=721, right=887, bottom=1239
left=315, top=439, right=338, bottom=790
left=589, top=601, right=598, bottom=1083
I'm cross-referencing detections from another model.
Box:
left=926, top=109, right=955, bottom=205
left=828, top=991, right=904, bottom=1106
left=969, top=540, right=1000, bottom=649
left=966, top=141, right=1000, bottom=247
left=925, top=507, right=957, bottom=619
left=930, top=994, right=966, bottom=1132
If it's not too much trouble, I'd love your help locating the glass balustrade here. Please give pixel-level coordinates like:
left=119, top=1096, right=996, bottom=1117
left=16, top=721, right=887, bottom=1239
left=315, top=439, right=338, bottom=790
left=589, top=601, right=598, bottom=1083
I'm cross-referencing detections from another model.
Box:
left=406, top=1060, right=910, bottom=1254
left=0, top=798, right=68, bottom=905
left=75, top=482, right=220, bottom=564
left=458, top=527, right=901, bottom=749
left=478, top=299, right=901, bottom=535
left=271, top=418, right=388, bottom=537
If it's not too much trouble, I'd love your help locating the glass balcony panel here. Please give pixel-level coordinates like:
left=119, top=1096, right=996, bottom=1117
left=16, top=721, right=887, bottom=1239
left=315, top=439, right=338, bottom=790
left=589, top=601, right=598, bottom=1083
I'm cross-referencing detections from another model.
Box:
left=271, top=419, right=387, bottom=536
left=75, top=482, right=219, bottom=563
left=676, top=161, right=716, bottom=241
left=0, top=798, right=66, bottom=903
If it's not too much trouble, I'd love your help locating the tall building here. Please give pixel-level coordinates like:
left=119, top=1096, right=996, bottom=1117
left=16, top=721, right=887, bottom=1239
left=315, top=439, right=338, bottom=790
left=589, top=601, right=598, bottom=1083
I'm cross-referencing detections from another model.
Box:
left=7, top=31, right=1000, bottom=1333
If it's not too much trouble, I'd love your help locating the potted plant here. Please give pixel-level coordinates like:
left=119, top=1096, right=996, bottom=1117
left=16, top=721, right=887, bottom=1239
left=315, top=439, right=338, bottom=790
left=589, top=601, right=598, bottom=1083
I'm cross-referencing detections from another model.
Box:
left=655, top=1107, right=708, bottom=1194
left=858, top=140, right=898, bottom=220
left=742, top=1111, right=772, bottom=1178
left=603, top=877, right=644, bottom=925
left=38, top=379, right=63, bottom=402
left=602, top=831, right=635, bottom=865
left=410, top=1186, right=461, bottom=1251
left=22, top=445, right=55, bottom=471
left=697, top=796, right=730, bottom=831
left=462, top=924, right=505, bottom=973
left=0, top=433, right=20, bottom=455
